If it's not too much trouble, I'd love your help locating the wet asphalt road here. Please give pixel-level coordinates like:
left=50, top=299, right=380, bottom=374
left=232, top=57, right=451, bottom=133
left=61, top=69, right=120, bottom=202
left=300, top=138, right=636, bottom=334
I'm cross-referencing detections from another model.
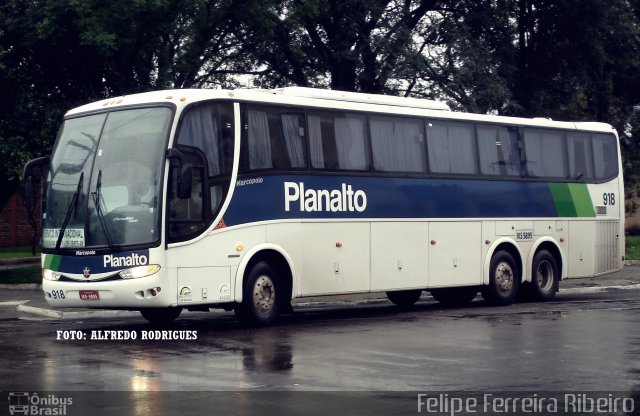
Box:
left=1, top=286, right=640, bottom=415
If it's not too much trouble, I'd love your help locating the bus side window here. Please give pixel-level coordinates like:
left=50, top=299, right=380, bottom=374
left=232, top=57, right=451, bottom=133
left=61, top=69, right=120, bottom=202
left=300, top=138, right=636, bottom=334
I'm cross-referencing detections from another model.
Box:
left=370, top=116, right=426, bottom=173
left=592, top=133, right=618, bottom=180
left=308, top=111, right=369, bottom=171
left=308, top=114, right=335, bottom=169
left=567, top=132, right=594, bottom=180
left=242, top=106, right=306, bottom=172
left=477, top=125, right=521, bottom=177
left=169, top=102, right=233, bottom=243
left=426, top=120, right=476, bottom=175
left=522, top=128, right=566, bottom=178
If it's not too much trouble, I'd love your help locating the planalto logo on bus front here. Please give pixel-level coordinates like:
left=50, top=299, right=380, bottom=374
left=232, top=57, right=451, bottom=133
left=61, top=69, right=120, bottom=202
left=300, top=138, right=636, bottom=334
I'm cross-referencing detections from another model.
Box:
left=284, top=182, right=367, bottom=212
left=103, top=253, right=148, bottom=268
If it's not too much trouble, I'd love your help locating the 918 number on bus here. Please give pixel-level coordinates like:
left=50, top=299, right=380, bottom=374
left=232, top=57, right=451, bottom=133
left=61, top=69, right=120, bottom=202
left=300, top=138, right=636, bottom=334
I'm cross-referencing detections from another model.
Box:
left=603, top=193, right=616, bottom=206
left=51, top=290, right=65, bottom=300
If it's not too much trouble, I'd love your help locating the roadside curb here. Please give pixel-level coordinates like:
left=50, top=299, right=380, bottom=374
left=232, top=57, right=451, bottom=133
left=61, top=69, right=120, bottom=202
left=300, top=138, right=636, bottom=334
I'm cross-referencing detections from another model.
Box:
left=0, top=257, right=40, bottom=266
left=560, top=283, right=640, bottom=293
left=16, top=303, right=139, bottom=320
left=17, top=304, right=63, bottom=319
left=0, top=283, right=41, bottom=290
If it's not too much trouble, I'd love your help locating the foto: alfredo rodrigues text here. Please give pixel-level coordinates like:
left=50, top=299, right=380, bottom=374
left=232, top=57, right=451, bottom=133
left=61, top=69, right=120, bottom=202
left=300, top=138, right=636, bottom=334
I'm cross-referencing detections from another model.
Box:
left=56, top=330, right=198, bottom=341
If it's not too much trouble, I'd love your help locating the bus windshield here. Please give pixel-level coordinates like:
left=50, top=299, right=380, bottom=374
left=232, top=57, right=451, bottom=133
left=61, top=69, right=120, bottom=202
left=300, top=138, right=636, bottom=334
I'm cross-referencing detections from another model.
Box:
left=42, top=107, right=173, bottom=249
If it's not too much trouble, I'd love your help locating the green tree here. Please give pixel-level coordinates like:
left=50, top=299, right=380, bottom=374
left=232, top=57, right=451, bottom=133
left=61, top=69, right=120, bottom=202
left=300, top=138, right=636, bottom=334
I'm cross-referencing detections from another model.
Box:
left=2, top=0, right=640, bottom=217
left=0, top=0, right=244, bottom=210
left=233, top=0, right=441, bottom=92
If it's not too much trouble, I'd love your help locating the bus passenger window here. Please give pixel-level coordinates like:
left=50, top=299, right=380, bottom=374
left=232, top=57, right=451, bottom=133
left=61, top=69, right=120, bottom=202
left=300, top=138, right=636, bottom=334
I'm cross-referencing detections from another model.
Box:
left=477, top=125, right=521, bottom=177
left=522, top=129, right=566, bottom=178
left=426, top=121, right=476, bottom=174
left=567, top=133, right=594, bottom=180
left=246, top=109, right=273, bottom=170
left=242, top=107, right=306, bottom=171
left=592, top=134, right=618, bottom=180
left=370, top=116, right=425, bottom=173
left=308, top=112, right=369, bottom=171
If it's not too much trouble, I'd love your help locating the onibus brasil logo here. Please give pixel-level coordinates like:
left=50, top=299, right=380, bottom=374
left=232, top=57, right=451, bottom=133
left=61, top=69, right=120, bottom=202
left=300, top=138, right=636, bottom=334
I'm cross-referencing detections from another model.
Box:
left=8, top=392, right=73, bottom=415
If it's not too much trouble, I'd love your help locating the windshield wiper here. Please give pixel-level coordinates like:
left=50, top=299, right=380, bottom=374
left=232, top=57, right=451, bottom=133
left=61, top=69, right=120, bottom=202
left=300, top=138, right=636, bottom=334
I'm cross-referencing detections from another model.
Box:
left=91, top=170, right=118, bottom=250
left=55, top=172, right=84, bottom=250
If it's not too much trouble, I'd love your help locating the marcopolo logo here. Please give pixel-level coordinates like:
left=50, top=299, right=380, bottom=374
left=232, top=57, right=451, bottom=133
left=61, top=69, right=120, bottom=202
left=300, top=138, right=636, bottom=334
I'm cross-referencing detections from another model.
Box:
left=284, top=182, right=367, bottom=213
left=103, top=252, right=148, bottom=268
left=8, top=392, right=73, bottom=415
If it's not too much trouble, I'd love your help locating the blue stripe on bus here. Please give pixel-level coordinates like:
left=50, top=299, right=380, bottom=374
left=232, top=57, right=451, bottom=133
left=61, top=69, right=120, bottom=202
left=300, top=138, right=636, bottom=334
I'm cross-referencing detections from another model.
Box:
left=223, top=175, right=558, bottom=226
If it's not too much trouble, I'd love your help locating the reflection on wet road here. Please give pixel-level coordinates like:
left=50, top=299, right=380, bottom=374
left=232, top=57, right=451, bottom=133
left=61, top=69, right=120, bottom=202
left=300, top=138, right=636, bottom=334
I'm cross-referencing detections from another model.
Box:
left=2, top=290, right=639, bottom=395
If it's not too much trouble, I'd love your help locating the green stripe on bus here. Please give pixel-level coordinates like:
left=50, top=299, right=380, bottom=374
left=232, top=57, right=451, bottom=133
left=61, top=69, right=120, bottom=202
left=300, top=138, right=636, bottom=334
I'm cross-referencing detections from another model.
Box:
left=43, top=254, right=62, bottom=271
left=549, top=183, right=577, bottom=217
left=568, top=183, right=596, bottom=217
left=43, top=254, right=51, bottom=269
left=548, top=183, right=595, bottom=217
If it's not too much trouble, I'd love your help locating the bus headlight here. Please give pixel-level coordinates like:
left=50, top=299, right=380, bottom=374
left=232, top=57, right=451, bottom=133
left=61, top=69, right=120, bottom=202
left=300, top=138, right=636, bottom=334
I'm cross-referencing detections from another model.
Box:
left=119, top=265, right=161, bottom=279
left=42, top=269, right=61, bottom=281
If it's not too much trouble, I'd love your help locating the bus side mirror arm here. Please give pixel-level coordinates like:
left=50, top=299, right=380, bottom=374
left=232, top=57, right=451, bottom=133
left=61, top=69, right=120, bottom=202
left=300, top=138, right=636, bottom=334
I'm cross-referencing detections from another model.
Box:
left=166, top=148, right=184, bottom=167
left=22, top=156, right=50, bottom=211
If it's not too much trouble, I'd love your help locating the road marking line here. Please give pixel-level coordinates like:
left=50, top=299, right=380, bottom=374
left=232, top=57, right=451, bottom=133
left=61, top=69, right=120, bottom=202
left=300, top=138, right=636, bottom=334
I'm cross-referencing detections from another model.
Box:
left=0, top=300, right=29, bottom=306
left=561, top=283, right=640, bottom=294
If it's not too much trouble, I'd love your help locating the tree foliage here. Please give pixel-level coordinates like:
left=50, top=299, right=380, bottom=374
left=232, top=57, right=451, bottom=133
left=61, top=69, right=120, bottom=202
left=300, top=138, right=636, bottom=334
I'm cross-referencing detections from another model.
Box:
left=1, top=0, right=640, bottom=211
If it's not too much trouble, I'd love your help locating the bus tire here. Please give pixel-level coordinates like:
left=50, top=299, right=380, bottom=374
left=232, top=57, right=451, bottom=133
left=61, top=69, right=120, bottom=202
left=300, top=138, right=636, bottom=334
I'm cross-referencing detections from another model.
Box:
left=234, top=261, right=280, bottom=326
left=386, top=290, right=422, bottom=307
left=431, top=287, right=478, bottom=307
left=140, top=307, right=182, bottom=324
left=529, top=250, right=559, bottom=301
left=482, top=250, right=520, bottom=305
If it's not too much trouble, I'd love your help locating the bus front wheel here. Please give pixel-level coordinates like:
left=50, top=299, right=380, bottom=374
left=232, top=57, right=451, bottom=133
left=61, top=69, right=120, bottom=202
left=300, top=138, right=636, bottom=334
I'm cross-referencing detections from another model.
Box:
left=235, top=261, right=281, bottom=326
left=386, top=290, right=422, bottom=307
left=140, top=307, right=182, bottom=324
left=482, top=250, right=520, bottom=305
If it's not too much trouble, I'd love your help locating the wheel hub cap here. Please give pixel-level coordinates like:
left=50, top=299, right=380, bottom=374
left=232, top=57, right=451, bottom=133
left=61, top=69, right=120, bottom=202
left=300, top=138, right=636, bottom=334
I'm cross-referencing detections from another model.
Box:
left=253, top=275, right=275, bottom=314
left=495, top=261, right=514, bottom=293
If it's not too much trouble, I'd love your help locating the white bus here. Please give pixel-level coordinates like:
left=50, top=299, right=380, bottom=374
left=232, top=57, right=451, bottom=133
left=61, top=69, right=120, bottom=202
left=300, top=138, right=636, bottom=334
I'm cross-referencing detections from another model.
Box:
left=23, top=87, right=624, bottom=325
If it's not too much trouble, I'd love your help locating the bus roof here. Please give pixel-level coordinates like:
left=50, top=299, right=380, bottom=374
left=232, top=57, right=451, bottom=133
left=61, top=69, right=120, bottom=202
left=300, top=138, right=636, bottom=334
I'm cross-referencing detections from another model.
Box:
left=65, top=88, right=616, bottom=134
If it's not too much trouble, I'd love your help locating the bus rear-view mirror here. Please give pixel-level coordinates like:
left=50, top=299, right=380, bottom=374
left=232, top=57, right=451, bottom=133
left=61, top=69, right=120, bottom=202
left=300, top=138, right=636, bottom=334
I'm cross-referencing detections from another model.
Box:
left=177, top=165, right=193, bottom=199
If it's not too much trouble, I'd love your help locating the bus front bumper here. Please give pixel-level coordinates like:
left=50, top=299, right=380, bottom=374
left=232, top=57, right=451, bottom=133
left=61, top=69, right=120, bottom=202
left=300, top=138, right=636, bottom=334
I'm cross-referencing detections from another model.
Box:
left=42, top=276, right=175, bottom=309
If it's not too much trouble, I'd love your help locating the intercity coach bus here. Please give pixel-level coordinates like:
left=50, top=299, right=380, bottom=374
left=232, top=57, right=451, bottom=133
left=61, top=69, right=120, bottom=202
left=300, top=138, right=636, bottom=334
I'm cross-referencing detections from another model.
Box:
left=23, top=87, right=624, bottom=325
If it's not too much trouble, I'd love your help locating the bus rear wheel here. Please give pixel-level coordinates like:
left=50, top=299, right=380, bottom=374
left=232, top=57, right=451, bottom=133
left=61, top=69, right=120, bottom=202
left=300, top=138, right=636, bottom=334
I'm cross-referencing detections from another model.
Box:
left=528, top=250, right=559, bottom=301
left=430, top=287, right=478, bottom=307
left=386, top=290, right=422, bottom=307
left=482, top=250, right=520, bottom=306
left=235, top=261, right=281, bottom=326
left=140, top=307, right=182, bottom=324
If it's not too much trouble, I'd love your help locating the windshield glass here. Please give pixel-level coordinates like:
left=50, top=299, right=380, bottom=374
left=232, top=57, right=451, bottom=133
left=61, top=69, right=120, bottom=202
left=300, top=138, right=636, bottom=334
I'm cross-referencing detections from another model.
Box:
left=42, top=107, right=172, bottom=249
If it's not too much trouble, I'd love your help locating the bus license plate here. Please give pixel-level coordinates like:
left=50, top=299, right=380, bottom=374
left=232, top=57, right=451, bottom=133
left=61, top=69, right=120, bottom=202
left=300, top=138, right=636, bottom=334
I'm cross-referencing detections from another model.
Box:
left=79, top=290, right=100, bottom=301
left=516, top=230, right=534, bottom=241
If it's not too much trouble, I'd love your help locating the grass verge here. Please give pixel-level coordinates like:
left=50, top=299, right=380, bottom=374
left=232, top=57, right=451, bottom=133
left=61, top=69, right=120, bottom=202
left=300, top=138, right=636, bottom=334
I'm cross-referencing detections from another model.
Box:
left=0, top=266, right=41, bottom=284
left=626, top=235, right=640, bottom=261
left=0, top=245, right=40, bottom=260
